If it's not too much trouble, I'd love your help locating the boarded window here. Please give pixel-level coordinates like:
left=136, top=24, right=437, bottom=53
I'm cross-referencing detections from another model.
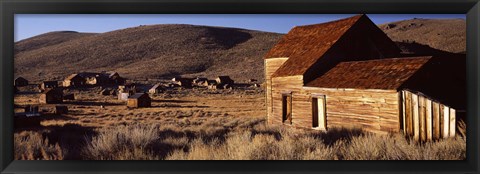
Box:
left=282, top=93, right=292, bottom=124
left=312, top=95, right=326, bottom=130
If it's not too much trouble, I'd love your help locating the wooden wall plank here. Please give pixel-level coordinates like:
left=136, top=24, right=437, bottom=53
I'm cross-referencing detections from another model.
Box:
left=405, top=91, right=413, bottom=136
left=449, top=108, right=456, bottom=137
left=418, top=96, right=426, bottom=142
left=412, top=93, right=420, bottom=142
left=432, top=102, right=440, bottom=140
left=426, top=99, right=433, bottom=141
left=442, top=105, right=450, bottom=138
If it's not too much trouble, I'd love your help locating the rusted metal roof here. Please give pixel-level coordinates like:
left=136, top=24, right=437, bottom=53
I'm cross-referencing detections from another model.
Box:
left=305, top=56, right=432, bottom=89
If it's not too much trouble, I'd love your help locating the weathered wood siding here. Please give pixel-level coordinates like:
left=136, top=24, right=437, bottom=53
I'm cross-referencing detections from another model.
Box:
left=269, top=75, right=303, bottom=125
left=401, top=90, right=456, bottom=141
left=301, top=88, right=400, bottom=134
left=269, top=84, right=400, bottom=134
left=264, top=58, right=289, bottom=124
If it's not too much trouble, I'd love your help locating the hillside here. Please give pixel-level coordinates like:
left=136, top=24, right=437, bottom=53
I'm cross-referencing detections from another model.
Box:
left=379, top=18, right=466, bottom=53
left=15, top=31, right=97, bottom=54
left=14, top=24, right=283, bottom=82
left=15, top=18, right=465, bottom=83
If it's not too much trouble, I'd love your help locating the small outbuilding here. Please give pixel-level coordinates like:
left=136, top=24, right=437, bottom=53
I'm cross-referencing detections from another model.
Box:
left=149, top=83, right=164, bottom=94
left=216, top=76, right=234, bottom=85
left=39, top=88, right=63, bottom=104
left=127, top=93, right=151, bottom=108
left=63, top=74, right=86, bottom=87
left=14, top=77, right=29, bottom=87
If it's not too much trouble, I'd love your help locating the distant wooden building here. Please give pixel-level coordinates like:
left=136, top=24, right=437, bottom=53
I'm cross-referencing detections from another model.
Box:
left=172, top=78, right=194, bottom=88
left=39, top=88, right=63, bottom=104
left=40, top=81, right=59, bottom=90
left=216, top=76, right=234, bottom=85
left=79, top=71, right=125, bottom=86
left=14, top=77, right=29, bottom=87
left=127, top=93, right=151, bottom=108
left=63, top=74, right=86, bottom=87
left=148, top=83, right=164, bottom=94
left=264, top=14, right=465, bottom=141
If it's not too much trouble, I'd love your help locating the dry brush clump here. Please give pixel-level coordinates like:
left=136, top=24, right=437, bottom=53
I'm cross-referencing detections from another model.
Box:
left=14, top=131, right=64, bottom=160
left=82, top=124, right=161, bottom=160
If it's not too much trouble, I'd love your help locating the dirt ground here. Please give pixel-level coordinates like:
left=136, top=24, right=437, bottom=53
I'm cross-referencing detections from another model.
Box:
left=14, top=84, right=265, bottom=130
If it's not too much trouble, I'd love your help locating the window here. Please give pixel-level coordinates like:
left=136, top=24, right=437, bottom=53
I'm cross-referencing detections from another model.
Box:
left=312, top=95, right=326, bottom=130
left=282, top=93, right=292, bottom=124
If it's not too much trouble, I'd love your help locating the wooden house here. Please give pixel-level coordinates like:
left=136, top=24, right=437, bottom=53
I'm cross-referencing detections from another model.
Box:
left=264, top=14, right=465, bottom=141
left=105, top=71, right=126, bottom=85
left=40, top=81, right=59, bottom=90
left=148, top=83, right=164, bottom=94
left=14, top=77, right=28, bottom=87
left=39, top=88, right=63, bottom=104
left=216, top=76, right=234, bottom=85
left=63, top=74, right=86, bottom=87
left=127, top=93, right=151, bottom=108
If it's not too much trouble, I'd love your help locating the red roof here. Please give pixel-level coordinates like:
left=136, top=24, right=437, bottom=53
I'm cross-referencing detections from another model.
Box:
left=305, top=56, right=432, bottom=89
left=265, top=14, right=364, bottom=77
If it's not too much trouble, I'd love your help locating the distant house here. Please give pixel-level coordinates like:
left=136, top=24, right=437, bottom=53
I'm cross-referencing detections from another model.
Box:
left=127, top=93, right=151, bottom=108
left=264, top=14, right=465, bottom=142
left=172, top=78, right=194, bottom=88
left=63, top=74, right=86, bottom=87
left=216, top=76, right=234, bottom=85
left=14, top=77, right=28, bottom=87
left=148, top=83, right=164, bottom=94
left=39, top=88, right=63, bottom=104
left=105, top=71, right=126, bottom=85
left=40, top=81, right=59, bottom=90
left=78, top=71, right=125, bottom=86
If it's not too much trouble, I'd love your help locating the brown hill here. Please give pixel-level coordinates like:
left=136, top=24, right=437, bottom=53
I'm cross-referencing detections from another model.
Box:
left=15, top=31, right=97, bottom=54
left=379, top=18, right=466, bottom=53
left=14, top=24, right=282, bottom=82
left=15, top=18, right=465, bottom=83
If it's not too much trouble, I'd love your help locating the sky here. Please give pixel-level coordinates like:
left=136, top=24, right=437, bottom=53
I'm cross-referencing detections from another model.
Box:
left=14, top=14, right=465, bottom=42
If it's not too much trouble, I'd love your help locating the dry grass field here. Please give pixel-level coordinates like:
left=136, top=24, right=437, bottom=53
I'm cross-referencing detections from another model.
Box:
left=13, top=84, right=466, bottom=160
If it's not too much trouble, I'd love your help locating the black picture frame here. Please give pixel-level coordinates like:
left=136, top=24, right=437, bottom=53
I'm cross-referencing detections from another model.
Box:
left=1, top=0, right=479, bottom=173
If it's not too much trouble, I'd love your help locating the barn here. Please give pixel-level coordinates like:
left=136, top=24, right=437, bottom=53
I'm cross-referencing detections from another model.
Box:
left=63, top=74, right=86, bottom=87
left=127, top=93, right=151, bottom=108
left=14, top=77, right=29, bottom=87
left=39, top=88, right=63, bottom=104
left=264, top=14, right=465, bottom=141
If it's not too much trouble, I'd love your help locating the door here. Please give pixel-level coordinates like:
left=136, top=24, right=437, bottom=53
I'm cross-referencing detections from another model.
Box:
left=282, top=93, right=292, bottom=124
left=312, top=95, right=326, bottom=130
